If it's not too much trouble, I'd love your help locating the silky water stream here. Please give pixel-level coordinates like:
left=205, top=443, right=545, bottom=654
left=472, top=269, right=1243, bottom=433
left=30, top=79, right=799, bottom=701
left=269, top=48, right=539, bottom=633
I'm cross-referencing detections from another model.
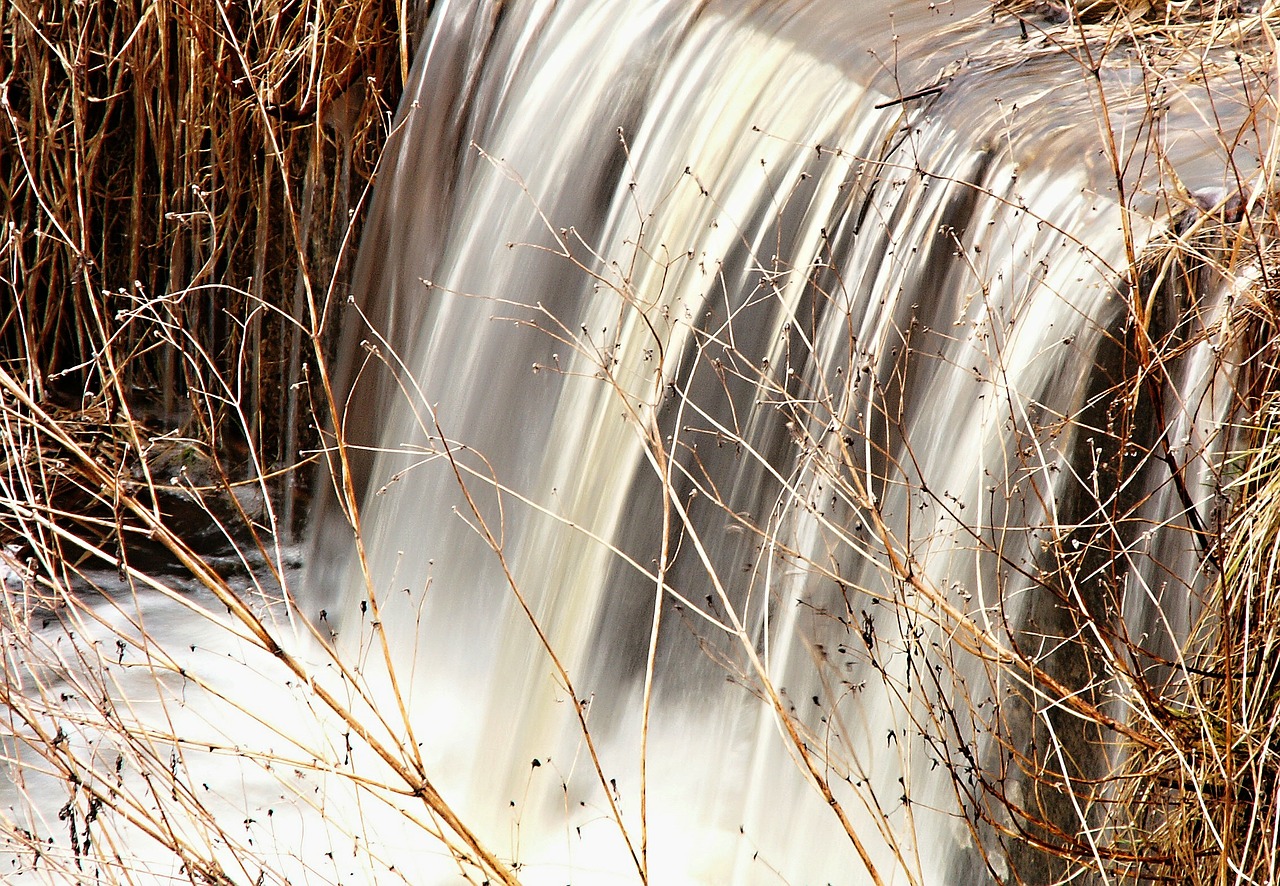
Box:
left=1, top=1, right=1270, bottom=884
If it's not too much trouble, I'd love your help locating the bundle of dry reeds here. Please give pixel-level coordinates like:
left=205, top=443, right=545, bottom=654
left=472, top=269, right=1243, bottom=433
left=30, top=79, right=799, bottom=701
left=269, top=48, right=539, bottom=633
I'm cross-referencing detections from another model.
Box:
left=1101, top=231, right=1280, bottom=883
left=1000, top=0, right=1265, bottom=26
left=1, top=0, right=410, bottom=522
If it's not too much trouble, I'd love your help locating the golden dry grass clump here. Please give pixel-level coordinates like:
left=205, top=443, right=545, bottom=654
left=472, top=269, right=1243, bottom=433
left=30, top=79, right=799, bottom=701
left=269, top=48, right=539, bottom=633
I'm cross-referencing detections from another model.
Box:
left=0, top=0, right=411, bottom=514
left=1000, top=0, right=1266, bottom=23
left=1102, top=226, right=1280, bottom=883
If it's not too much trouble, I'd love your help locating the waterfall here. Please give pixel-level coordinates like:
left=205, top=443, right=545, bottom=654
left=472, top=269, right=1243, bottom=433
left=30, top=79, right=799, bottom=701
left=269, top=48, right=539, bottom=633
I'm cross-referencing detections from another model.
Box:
left=305, top=0, right=1262, bottom=883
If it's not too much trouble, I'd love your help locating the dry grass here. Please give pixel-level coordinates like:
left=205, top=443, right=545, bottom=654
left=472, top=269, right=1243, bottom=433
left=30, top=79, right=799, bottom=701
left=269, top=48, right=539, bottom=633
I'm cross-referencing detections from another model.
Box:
left=0, top=1, right=1279, bottom=884
left=1100, top=232, right=1280, bottom=882
left=1, top=0, right=410, bottom=527
left=1000, top=0, right=1265, bottom=25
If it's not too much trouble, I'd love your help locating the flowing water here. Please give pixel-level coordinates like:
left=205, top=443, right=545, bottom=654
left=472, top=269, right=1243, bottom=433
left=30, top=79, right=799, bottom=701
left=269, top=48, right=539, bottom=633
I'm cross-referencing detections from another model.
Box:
left=311, top=0, right=1260, bottom=881
left=2, top=1, right=1269, bottom=884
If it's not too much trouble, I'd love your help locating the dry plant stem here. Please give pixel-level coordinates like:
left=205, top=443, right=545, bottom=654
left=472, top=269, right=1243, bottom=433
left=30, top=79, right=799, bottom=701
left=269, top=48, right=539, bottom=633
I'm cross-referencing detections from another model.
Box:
left=637, top=400, right=673, bottom=878
left=0, top=0, right=438, bottom=879
left=668, top=357, right=1157, bottom=752
left=0, top=366, right=517, bottom=886
left=346, top=277, right=719, bottom=881
left=631, top=435, right=892, bottom=886
left=0, top=681, right=239, bottom=885
left=432, top=410, right=648, bottom=883
left=211, top=0, right=439, bottom=799
left=836, top=433, right=1161, bottom=750
left=12, top=0, right=400, bottom=466
left=620, top=132, right=667, bottom=882
left=1077, top=24, right=1243, bottom=877
left=479, top=142, right=896, bottom=881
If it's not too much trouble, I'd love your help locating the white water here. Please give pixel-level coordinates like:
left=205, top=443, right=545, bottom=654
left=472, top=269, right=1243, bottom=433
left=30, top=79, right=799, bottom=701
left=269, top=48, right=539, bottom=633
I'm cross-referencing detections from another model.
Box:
left=1, top=1, right=1266, bottom=884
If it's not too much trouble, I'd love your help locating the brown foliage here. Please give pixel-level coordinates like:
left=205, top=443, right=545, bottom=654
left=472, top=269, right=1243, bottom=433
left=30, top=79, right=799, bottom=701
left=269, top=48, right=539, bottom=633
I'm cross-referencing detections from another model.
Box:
left=0, top=0, right=410, bottom=477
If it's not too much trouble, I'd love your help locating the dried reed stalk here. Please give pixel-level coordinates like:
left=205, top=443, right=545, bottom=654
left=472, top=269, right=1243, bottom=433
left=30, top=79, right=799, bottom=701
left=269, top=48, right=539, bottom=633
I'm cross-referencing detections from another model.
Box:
left=0, top=0, right=408, bottom=516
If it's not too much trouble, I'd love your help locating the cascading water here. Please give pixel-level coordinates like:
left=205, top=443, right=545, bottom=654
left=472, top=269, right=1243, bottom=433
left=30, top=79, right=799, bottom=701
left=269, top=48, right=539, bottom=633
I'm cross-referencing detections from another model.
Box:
left=307, top=0, right=1265, bottom=883
left=0, top=1, right=1269, bottom=884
